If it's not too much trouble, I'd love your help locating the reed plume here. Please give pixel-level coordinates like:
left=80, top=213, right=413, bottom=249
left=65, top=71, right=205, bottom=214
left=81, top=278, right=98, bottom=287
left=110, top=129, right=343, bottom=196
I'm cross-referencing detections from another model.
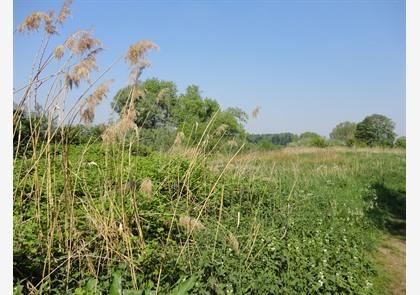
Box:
left=179, top=216, right=205, bottom=234
left=80, top=80, right=113, bottom=124
left=251, top=106, right=261, bottom=119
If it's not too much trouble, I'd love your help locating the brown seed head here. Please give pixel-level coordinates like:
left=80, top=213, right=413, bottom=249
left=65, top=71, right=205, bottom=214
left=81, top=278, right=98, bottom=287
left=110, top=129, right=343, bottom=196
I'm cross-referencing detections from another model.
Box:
left=18, top=12, right=44, bottom=32
left=156, top=88, right=169, bottom=103
left=251, top=105, right=261, bottom=119
left=57, top=0, right=73, bottom=24
left=140, top=178, right=153, bottom=198
left=174, top=132, right=185, bottom=146
left=80, top=80, right=113, bottom=124
left=65, top=30, right=101, bottom=55
left=125, top=40, right=159, bottom=66
left=54, top=45, right=65, bottom=60
left=179, top=216, right=205, bottom=234
left=43, top=11, right=56, bottom=34
left=227, top=232, right=240, bottom=254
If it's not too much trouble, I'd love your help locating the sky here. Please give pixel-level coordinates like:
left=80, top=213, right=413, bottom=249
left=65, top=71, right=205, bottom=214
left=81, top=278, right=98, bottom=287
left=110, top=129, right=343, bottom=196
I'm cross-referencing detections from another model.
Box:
left=13, top=0, right=406, bottom=136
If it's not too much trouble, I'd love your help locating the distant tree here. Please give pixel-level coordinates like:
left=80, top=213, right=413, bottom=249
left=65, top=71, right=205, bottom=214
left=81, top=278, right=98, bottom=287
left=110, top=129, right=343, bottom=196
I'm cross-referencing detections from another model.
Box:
left=271, top=133, right=296, bottom=146
left=394, top=136, right=406, bottom=149
left=291, top=132, right=328, bottom=147
left=330, top=121, right=356, bottom=145
left=172, top=85, right=219, bottom=126
left=112, top=78, right=177, bottom=129
left=299, top=132, right=321, bottom=140
left=355, top=114, right=396, bottom=147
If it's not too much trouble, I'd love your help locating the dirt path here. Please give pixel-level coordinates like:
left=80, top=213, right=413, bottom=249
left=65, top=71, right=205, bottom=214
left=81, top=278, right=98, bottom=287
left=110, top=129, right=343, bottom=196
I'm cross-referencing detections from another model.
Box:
left=376, top=235, right=406, bottom=295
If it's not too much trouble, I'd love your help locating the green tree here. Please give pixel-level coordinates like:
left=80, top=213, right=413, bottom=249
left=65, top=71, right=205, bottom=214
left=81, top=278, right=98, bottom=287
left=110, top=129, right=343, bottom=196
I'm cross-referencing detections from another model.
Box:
left=394, top=136, right=406, bottom=149
left=172, top=85, right=219, bottom=127
left=330, top=121, right=356, bottom=145
left=355, top=114, right=396, bottom=147
left=112, top=78, right=177, bottom=129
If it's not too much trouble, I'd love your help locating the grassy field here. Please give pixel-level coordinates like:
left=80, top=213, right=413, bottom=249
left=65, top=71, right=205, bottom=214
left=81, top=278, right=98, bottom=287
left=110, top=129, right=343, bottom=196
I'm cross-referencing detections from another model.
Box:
left=13, top=144, right=405, bottom=294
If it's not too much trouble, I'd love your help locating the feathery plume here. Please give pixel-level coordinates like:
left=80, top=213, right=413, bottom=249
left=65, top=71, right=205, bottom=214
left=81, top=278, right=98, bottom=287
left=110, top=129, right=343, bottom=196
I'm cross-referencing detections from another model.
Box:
left=43, top=11, right=56, bottom=34
left=54, top=45, right=65, bottom=60
left=57, top=0, right=73, bottom=24
left=18, top=12, right=45, bottom=32
left=65, top=53, right=99, bottom=89
left=140, top=179, right=153, bottom=198
left=174, top=132, right=185, bottom=146
left=125, top=40, right=159, bottom=66
left=65, top=30, right=101, bottom=55
left=251, top=105, right=261, bottom=119
left=227, top=232, right=240, bottom=254
left=80, top=80, right=113, bottom=124
left=215, top=124, right=229, bottom=136
left=17, top=10, right=57, bottom=34
left=179, top=216, right=205, bottom=234
left=156, top=88, right=169, bottom=103
left=125, top=40, right=159, bottom=82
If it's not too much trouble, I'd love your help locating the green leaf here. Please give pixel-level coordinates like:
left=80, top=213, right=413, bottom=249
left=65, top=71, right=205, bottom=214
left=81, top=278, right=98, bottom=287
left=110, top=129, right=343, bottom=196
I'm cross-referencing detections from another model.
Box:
left=109, top=273, right=123, bottom=295
left=170, top=276, right=197, bottom=295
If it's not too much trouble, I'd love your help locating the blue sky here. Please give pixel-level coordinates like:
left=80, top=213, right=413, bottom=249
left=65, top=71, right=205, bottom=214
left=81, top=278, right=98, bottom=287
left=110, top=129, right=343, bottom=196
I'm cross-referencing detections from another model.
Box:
left=14, top=0, right=405, bottom=136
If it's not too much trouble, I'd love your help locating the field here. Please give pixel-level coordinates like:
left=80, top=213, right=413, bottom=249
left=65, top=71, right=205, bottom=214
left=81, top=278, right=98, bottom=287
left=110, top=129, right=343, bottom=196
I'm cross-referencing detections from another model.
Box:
left=13, top=3, right=406, bottom=293
left=13, top=144, right=406, bottom=294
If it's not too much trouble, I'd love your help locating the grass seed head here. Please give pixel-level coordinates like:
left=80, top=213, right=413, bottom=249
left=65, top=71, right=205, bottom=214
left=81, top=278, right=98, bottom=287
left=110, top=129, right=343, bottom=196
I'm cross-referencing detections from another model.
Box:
left=57, top=0, right=73, bottom=24
left=227, top=232, right=240, bottom=254
left=251, top=105, right=261, bottom=119
left=18, top=12, right=45, bottom=32
left=140, top=179, right=153, bottom=198
left=179, top=216, right=205, bottom=234
left=125, top=40, right=159, bottom=66
left=54, top=45, right=65, bottom=60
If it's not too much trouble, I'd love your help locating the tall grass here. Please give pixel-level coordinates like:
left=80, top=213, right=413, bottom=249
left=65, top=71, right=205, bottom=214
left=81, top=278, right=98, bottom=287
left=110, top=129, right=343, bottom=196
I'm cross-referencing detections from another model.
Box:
left=13, top=2, right=405, bottom=294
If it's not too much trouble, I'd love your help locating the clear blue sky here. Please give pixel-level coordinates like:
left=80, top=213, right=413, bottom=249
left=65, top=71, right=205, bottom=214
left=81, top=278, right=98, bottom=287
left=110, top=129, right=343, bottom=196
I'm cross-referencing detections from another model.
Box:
left=14, top=0, right=405, bottom=136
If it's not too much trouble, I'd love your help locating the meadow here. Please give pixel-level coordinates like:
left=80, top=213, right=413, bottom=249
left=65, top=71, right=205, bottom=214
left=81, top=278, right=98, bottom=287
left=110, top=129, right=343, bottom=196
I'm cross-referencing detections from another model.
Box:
left=13, top=2, right=406, bottom=293
left=13, top=143, right=405, bottom=294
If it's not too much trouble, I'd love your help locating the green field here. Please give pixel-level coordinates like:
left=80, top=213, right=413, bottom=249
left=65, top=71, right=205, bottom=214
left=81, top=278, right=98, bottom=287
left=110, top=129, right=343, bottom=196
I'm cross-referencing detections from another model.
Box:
left=13, top=145, right=405, bottom=294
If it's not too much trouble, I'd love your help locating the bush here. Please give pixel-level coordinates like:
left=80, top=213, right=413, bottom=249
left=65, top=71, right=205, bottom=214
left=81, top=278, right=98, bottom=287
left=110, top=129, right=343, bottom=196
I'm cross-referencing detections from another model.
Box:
left=394, top=136, right=406, bottom=149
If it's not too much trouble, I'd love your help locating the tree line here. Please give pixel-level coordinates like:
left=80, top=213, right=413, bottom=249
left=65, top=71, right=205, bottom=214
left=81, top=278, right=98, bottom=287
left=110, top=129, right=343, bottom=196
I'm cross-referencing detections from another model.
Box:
left=14, top=78, right=405, bottom=153
left=248, top=114, right=405, bottom=149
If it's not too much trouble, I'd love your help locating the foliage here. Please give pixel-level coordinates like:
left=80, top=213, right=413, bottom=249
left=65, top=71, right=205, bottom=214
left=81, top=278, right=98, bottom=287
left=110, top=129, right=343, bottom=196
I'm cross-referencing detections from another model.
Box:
left=13, top=2, right=405, bottom=294
left=394, top=136, right=406, bottom=149
left=288, top=132, right=328, bottom=148
left=112, top=78, right=178, bottom=129
left=330, top=121, right=357, bottom=146
left=14, top=142, right=405, bottom=294
left=355, top=114, right=396, bottom=147
left=247, top=133, right=297, bottom=147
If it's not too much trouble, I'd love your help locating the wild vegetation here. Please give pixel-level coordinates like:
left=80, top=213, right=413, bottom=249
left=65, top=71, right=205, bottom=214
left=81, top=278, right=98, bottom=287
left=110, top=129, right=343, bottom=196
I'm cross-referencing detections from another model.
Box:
left=13, top=1, right=405, bottom=294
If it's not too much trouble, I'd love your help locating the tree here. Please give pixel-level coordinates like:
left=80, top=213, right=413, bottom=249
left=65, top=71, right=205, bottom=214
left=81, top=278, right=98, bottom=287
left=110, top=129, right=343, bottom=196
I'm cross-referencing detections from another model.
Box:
left=112, top=78, right=177, bottom=129
left=394, top=136, right=406, bottom=149
left=355, top=114, right=396, bottom=147
left=330, top=121, right=356, bottom=144
left=299, top=132, right=321, bottom=140
left=172, top=85, right=219, bottom=127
